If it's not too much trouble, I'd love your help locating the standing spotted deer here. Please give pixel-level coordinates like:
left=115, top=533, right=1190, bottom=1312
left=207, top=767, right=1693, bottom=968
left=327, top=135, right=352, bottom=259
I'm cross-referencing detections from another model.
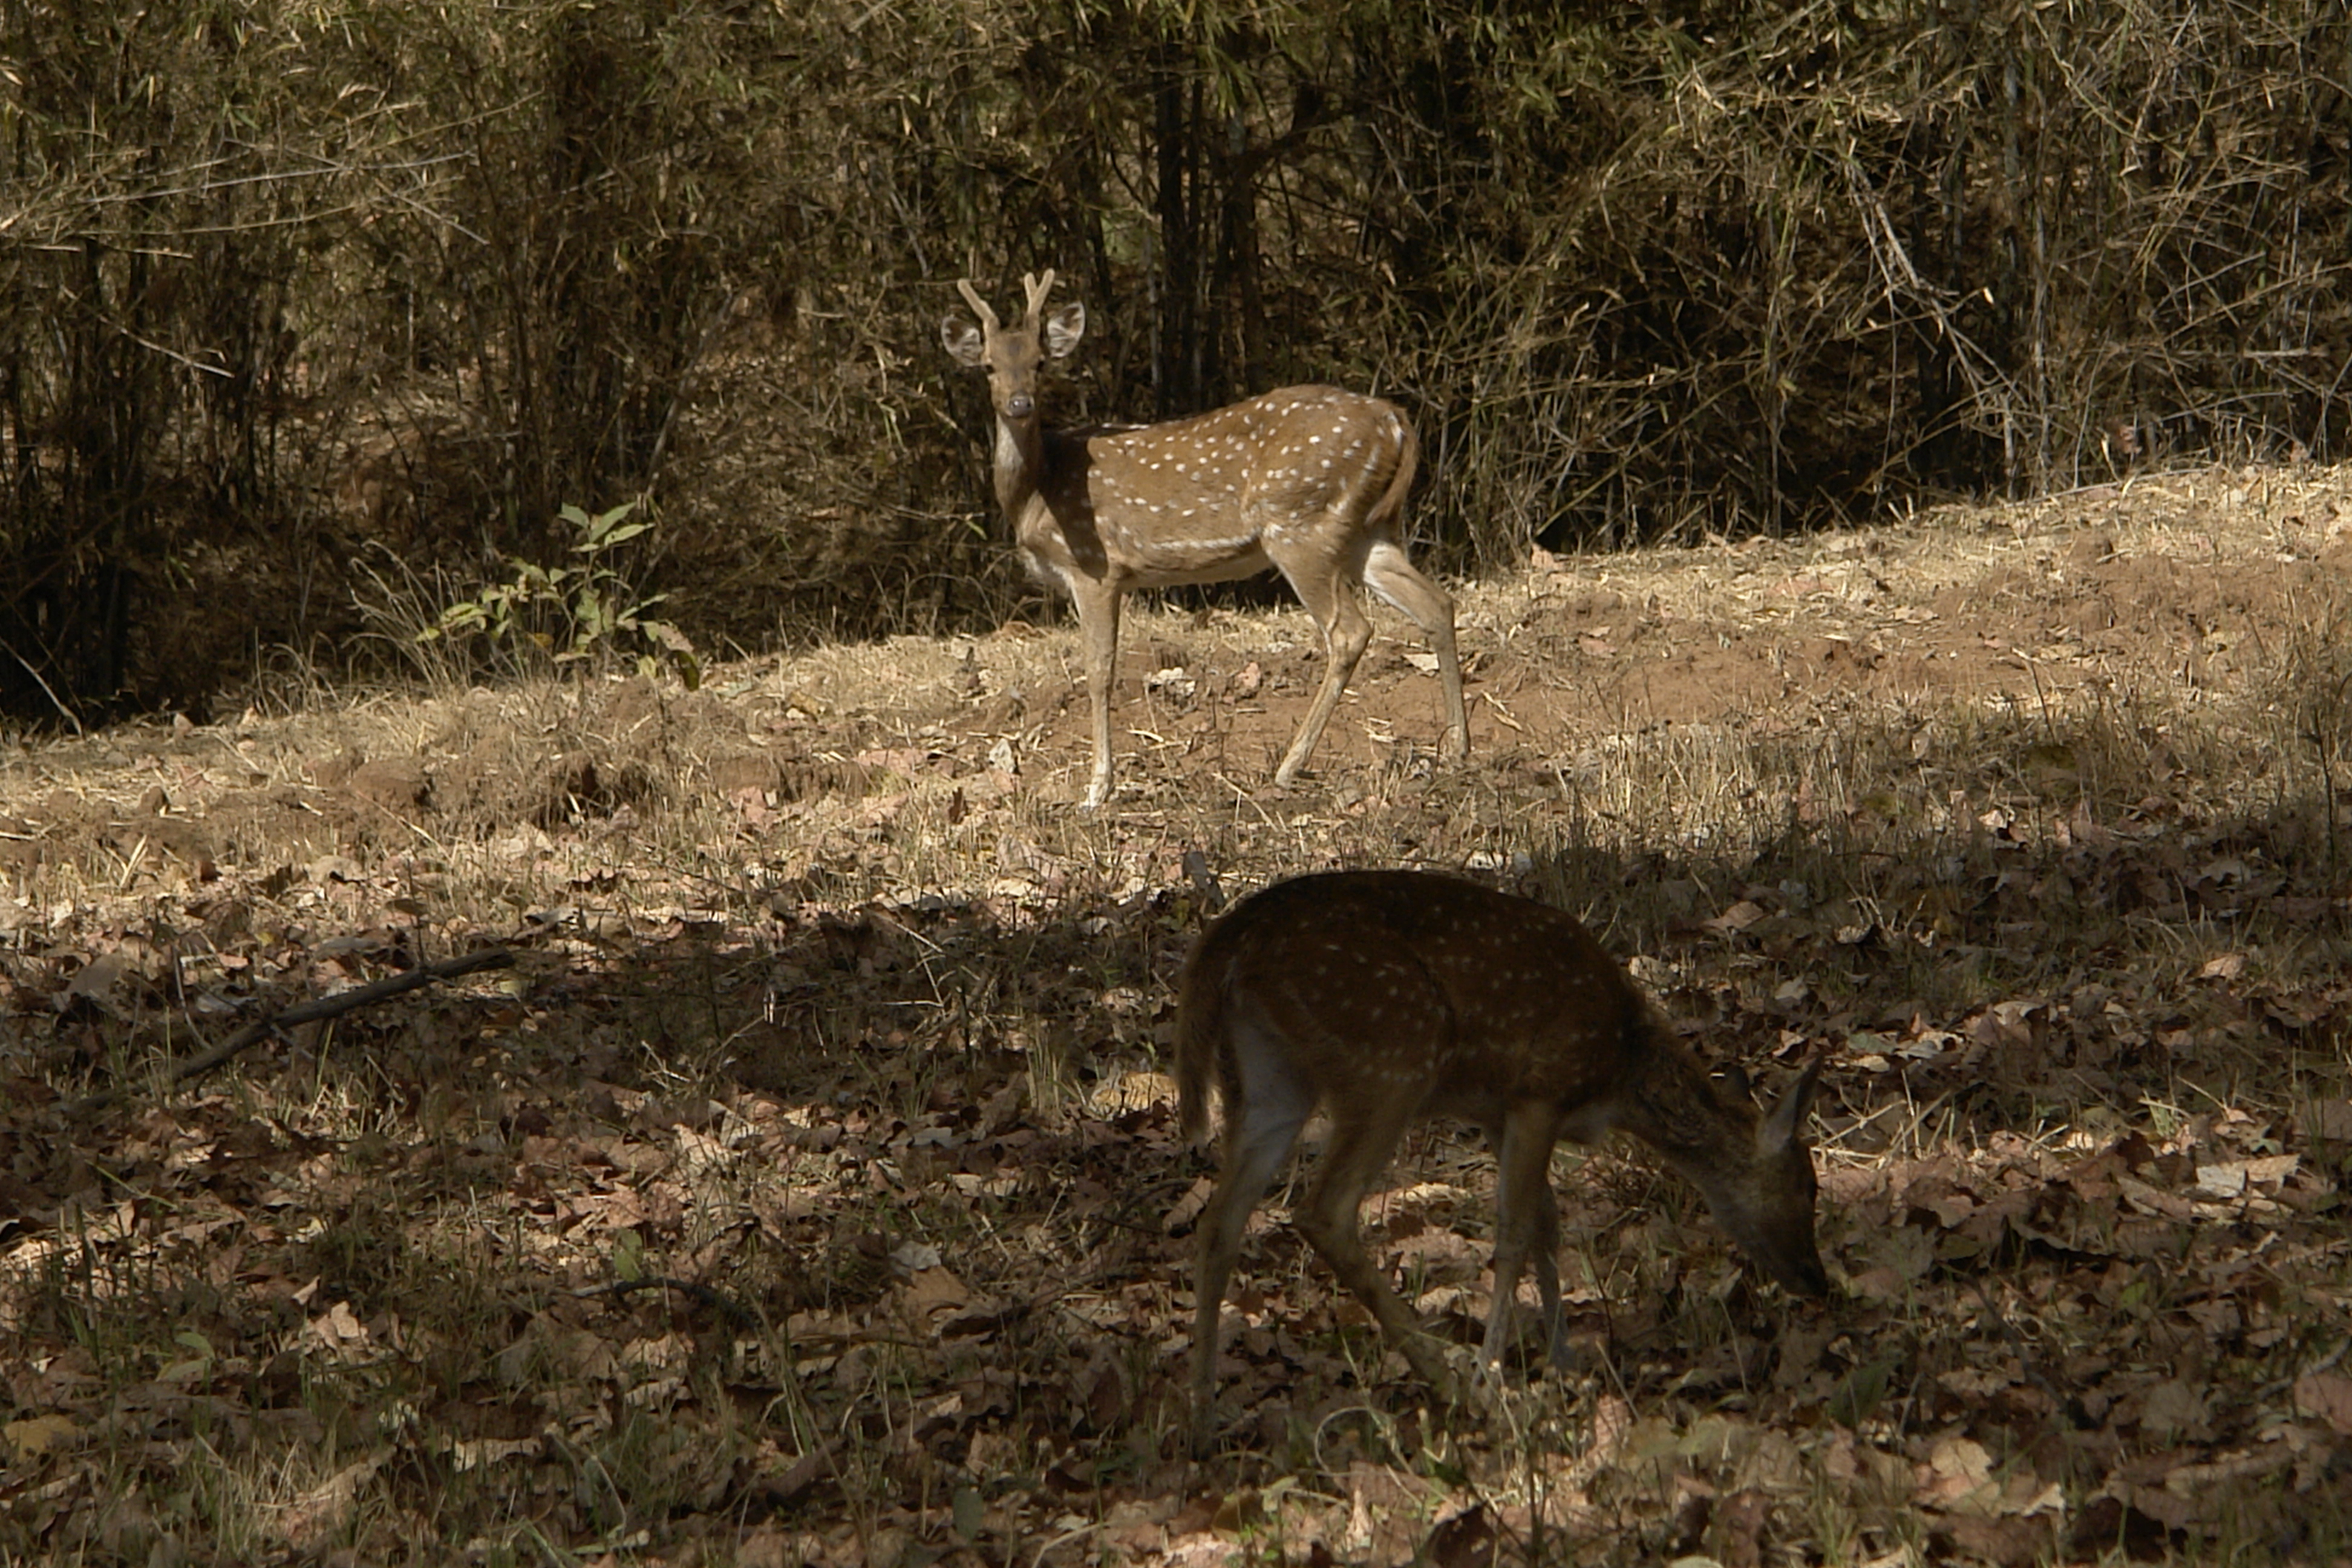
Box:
left=1176, top=870, right=1829, bottom=1448
left=941, top=271, right=1468, bottom=808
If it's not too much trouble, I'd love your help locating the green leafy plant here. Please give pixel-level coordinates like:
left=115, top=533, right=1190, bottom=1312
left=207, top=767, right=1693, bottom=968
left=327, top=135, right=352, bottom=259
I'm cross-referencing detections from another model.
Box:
left=424, top=501, right=699, bottom=685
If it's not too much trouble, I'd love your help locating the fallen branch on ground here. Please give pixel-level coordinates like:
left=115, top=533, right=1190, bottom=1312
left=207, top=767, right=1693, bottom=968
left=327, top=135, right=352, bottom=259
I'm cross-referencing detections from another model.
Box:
left=71, top=947, right=515, bottom=1113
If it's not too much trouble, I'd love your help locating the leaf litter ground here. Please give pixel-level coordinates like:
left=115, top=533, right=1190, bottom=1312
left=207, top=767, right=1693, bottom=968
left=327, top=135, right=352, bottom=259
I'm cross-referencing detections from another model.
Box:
left=3, top=466, right=2352, bottom=1566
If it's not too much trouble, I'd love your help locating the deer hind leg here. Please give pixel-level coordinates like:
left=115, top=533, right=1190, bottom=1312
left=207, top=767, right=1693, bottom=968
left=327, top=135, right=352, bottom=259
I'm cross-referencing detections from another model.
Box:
left=1267, top=540, right=1373, bottom=787
left=1069, top=577, right=1125, bottom=808
left=1361, top=538, right=1468, bottom=763
left=1293, top=1095, right=1455, bottom=1396
left=1189, top=1030, right=1313, bottom=1451
left=1481, top=1101, right=1565, bottom=1367
left=1529, top=1187, right=1570, bottom=1368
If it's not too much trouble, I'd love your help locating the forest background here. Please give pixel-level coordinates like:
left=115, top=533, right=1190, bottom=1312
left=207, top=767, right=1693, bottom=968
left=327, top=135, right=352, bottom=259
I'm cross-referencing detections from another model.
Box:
left=3, top=0, right=2348, bottom=724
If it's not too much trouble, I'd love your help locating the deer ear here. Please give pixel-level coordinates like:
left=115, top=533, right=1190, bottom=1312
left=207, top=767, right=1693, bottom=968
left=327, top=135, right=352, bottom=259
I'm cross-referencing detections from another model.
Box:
left=941, top=316, right=986, bottom=366
left=1044, top=301, right=1086, bottom=358
left=1759, top=1055, right=1824, bottom=1151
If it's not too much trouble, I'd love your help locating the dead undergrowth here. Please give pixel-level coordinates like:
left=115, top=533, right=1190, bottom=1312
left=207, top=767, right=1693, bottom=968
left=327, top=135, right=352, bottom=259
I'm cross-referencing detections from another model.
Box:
left=3, top=466, right=2352, bottom=1566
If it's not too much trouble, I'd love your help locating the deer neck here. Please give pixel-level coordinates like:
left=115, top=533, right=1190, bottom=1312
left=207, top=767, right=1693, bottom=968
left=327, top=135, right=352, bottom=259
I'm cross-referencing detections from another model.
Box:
left=1608, top=1024, right=1753, bottom=1166
left=989, top=413, right=1051, bottom=524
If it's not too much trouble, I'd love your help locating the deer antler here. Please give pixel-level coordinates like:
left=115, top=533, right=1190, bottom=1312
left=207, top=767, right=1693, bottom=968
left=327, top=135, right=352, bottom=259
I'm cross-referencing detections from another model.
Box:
left=1020, top=270, right=1057, bottom=329
left=955, top=279, right=999, bottom=336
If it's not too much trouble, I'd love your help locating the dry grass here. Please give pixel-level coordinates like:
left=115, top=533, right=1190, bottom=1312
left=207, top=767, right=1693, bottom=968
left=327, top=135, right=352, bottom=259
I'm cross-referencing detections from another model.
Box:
left=2, top=465, right=2350, bottom=1566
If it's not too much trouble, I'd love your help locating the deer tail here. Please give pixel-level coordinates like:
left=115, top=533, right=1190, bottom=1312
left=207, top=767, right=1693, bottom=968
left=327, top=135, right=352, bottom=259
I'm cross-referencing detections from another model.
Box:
left=1365, top=405, right=1420, bottom=536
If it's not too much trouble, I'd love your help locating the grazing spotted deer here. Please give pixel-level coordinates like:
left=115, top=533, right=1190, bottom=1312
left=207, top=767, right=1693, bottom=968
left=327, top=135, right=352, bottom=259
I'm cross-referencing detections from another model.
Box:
left=941, top=271, right=1468, bottom=808
left=1175, top=869, right=1828, bottom=1447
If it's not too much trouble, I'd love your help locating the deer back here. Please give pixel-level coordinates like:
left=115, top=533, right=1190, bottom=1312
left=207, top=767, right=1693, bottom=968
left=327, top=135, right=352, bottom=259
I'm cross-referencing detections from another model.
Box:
left=1059, top=390, right=1411, bottom=586
left=1176, top=871, right=1653, bottom=1134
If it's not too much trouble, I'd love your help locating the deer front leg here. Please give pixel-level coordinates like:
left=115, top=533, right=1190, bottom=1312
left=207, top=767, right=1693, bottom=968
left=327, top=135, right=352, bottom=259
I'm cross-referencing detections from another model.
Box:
left=1481, top=1102, right=1563, bottom=1366
left=1069, top=578, right=1124, bottom=808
